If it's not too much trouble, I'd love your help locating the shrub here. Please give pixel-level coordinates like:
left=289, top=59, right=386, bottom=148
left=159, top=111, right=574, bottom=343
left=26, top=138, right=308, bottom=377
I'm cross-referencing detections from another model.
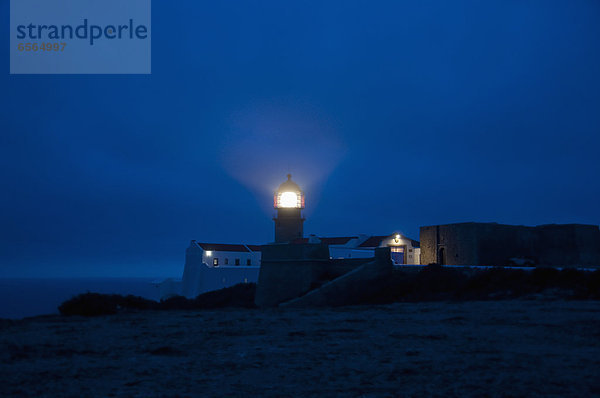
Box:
left=120, top=294, right=160, bottom=311
left=58, top=293, right=120, bottom=316
left=160, top=295, right=196, bottom=310
left=59, top=283, right=257, bottom=316
left=192, top=282, right=256, bottom=309
left=462, top=268, right=532, bottom=298
left=587, top=270, right=600, bottom=299
left=368, top=266, right=600, bottom=303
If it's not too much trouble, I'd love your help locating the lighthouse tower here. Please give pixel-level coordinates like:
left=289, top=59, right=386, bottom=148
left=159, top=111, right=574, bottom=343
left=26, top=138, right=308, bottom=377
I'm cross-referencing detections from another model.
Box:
left=273, top=174, right=305, bottom=243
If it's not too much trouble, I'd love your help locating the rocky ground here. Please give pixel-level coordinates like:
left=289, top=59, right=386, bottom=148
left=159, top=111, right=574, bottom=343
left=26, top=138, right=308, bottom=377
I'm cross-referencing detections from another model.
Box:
left=1, top=300, right=600, bottom=397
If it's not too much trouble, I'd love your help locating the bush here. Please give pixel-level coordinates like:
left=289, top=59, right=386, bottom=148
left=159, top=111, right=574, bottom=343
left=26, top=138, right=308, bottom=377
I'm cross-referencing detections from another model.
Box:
left=120, top=294, right=160, bottom=311
left=367, top=266, right=468, bottom=303
left=192, top=282, right=256, bottom=309
left=368, top=266, right=600, bottom=303
left=160, top=295, right=196, bottom=310
left=587, top=270, right=600, bottom=299
left=59, top=292, right=159, bottom=316
left=58, top=293, right=120, bottom=316
left=59, top=283, right=257, bottom=316
left=461, top=268, right=532, bottom=298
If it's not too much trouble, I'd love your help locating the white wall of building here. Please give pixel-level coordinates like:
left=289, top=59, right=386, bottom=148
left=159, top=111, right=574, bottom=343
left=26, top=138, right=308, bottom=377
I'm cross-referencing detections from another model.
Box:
left=184, top=265, right=260, bottom=299
left=180, top=242, right=261, bottom=299
left=379, top=235, right=420, bottom=265
left=202, top=250, right=260, bottom=267
left=329, top=247, right=375, bottom=259
left=328, top=234, right=421, bottom=265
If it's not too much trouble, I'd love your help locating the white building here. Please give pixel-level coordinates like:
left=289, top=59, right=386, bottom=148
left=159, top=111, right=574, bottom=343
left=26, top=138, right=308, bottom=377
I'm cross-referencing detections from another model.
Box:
left=179, top=241, right=262, bottom=298
left=295, top=233, right=421, bottom=265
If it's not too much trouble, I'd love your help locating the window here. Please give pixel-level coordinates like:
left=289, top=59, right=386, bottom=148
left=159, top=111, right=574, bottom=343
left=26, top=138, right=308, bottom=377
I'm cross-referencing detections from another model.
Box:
left=246, top=259, right=251, bottom=265
left=213, top=258, right=219, bottom=266
left=235, top=258, right=240, bottom=266
left=224, top=258, right=229, bottom=265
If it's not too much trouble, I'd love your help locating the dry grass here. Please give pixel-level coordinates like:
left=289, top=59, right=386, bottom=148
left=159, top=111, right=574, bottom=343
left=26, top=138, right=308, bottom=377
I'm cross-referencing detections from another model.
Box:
left=1, top=300, right=600, bottom=397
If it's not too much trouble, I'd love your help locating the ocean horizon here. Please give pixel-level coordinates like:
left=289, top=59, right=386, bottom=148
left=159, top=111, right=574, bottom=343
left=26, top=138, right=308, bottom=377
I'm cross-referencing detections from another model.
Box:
left=0, top=277, right=166, bottom=319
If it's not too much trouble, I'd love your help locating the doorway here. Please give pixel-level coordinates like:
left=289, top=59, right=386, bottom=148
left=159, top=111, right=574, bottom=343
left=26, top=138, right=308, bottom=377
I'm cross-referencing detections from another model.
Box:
left=391, top=246, right=405, bottom=265
left=438, top=247, right=446, bottom=265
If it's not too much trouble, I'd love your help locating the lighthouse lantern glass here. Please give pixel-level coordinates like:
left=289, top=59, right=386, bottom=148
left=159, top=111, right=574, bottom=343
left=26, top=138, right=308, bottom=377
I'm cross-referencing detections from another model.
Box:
left=279, top=191, right=299, bottom=208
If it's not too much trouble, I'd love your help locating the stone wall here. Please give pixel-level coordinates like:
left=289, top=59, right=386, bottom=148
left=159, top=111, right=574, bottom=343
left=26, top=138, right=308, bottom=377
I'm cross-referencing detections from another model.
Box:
left=255, top=243, right=330, bottom=307
left=280, top=248, right=392, bottom=307
left=274, top=208, right=304, bottom=243
left=255, top=244, right=381, bottom=307
left=420, top=222, right=600, bottom=267
left=419, top=224, right=479, bottom=265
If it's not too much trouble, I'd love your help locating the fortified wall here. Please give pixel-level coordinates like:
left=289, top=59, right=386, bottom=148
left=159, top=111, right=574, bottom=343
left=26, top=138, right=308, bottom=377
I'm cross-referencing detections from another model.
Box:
left=420, top=222, right=600, bottom=267
left=255, top=243, right=392, bottom=307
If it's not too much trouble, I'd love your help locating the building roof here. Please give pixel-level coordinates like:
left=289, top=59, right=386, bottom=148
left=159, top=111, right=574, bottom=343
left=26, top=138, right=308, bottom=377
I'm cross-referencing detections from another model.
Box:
left=277, top=174, right=302, bottom=193
left=358, top=236, right=389, bottom=248
left=420, top=221, right=599, bottom=230
left=291, top=236, right=357, bottom=245
left=359, top=235, right=420, bottom=248
left=195, top=242, right=250, bottom=252
left=194, top=233, right=420, bottom=252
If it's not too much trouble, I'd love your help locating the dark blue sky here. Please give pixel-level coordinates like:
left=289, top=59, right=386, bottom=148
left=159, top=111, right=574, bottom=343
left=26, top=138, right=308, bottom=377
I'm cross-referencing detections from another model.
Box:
left=2, top=1, right=600, bottom=277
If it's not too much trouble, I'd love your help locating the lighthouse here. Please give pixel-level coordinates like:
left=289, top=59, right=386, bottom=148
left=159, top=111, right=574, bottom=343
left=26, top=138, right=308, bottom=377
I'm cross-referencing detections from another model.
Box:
left=273, top=174, right=305, bottom=243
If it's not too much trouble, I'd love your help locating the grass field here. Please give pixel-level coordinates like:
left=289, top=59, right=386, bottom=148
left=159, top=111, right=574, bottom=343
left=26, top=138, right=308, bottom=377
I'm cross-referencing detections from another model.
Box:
left=1, top=299, right=599, bottom=397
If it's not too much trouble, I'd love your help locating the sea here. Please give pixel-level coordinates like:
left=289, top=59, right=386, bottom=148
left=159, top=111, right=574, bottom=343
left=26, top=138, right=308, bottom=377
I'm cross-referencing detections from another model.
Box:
left=0, top=278, right=162, bottom=319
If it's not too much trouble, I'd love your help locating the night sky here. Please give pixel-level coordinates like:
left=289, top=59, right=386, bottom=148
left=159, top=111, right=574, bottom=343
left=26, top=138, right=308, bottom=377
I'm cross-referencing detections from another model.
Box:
left=2, top=1, right=600, bottom=277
